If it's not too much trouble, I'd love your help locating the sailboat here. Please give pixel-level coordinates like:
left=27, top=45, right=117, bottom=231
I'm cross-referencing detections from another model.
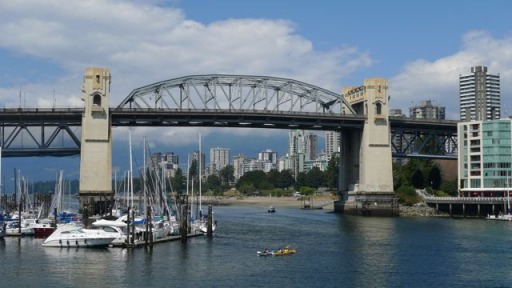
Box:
left=0, top=147, right=6, bottom=239
left=190, top=132, right=215, bottom=233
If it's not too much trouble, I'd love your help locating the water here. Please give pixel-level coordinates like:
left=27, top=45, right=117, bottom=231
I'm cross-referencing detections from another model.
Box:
left=2, top=206, right=512, bottom=288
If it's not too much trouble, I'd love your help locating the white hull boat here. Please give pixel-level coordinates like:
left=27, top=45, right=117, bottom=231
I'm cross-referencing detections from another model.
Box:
left=91, top=219, right=129, bottom=245
left=42, top=223, right=116, bottom=248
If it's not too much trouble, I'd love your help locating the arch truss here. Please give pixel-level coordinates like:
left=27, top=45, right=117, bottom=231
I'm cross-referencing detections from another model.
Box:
left=118, top=74, right=356, bottom=115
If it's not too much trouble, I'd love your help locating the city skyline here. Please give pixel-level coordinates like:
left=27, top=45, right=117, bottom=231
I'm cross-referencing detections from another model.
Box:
left=1, top=0, right=512, bottom=186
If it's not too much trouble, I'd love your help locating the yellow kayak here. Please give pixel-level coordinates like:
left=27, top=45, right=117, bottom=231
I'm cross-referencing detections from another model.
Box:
left=273, top=246, right=296, bottom=256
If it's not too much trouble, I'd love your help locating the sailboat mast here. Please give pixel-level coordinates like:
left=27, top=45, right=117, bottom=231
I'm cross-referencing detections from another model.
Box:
left=199, top=132, right=202, bottom=213
left=0, top=146, right=2, bottom=210
left=143, top=137, right=147, bottom=218
left=129, top=130, right=134, bottom=208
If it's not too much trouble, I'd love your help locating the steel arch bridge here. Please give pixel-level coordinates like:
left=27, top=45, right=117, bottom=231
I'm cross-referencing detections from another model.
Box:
left=0, top=74, right=457, bottom=159
left=117, top=74, right=356, bottom=115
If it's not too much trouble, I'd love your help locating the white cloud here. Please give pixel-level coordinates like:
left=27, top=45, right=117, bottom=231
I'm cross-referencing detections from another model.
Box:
left=390, top=30, right=512, bottom=119
left=0, top=0, right=371, bottom=148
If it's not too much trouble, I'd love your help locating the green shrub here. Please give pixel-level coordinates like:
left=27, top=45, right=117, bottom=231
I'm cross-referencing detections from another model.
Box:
left=396, top=185, right=422, bottom=206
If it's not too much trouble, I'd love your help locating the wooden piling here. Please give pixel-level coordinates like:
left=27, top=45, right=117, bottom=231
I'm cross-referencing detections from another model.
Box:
left=207, top=205, right=213, bottom=237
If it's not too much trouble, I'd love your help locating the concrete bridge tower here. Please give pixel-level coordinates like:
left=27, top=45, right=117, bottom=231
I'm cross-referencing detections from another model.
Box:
left=78, top=67, right=113, bottom=214
left=334, top=78, right=398, bottom=216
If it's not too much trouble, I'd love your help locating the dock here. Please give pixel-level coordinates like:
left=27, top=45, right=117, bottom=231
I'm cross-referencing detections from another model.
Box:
left=114, top=232, right=205, bottom=248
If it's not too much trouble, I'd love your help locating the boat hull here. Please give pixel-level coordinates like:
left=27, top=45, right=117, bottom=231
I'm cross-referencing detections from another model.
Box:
left=42, top=236, right=115, bottom=248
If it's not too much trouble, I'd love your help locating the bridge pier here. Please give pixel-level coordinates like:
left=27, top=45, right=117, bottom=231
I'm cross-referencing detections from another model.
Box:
left=334, top=78, right=398, bottom=217
left=78, top=67, right=113, bottom=216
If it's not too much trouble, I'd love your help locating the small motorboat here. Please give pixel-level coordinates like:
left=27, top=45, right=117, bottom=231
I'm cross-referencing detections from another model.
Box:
left=257, top=249, right=274, bottom=256
left=42, top=223, right=116, bottom=248
left=273, top=245, right=296, bottom=256
left=268, top=206, right=276, bottom=213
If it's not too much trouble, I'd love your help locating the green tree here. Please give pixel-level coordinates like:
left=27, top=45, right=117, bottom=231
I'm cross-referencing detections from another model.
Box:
left=219, top=165, right=235, bottom=184
left=396, top=185, right=422, bottom=206
left=266, top=169, right=280, bottom=189
left=170, top=168, right=186, bottom=194
left=440, top=179, right=458, bottom=196
left=306, top=167, right=324, bottom=189
left=189, top=159, right=198, bottom=179
left=324, top=154, right=339, bottom=189
left=206, top=175, right=222, bottom=192
left=238, top=182, right=256, bottom=195
left=236, top=170, right=267, bottom=190
left=294, top=172, right=307, bottom=191
left=411, top=169, right=424, bottom=189
left=278, top=170, right=295, bottom=189
left=427, top=166, right=442, bottom=190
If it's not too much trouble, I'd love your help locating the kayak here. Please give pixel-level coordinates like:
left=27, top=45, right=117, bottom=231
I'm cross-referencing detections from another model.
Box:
left=273, top=245, right=296, bottom=256
left=257, top=250, right=274, bottom=256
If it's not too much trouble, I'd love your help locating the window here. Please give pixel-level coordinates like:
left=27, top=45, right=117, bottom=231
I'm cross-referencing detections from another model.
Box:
left=93, top=94, right=101, bottom=106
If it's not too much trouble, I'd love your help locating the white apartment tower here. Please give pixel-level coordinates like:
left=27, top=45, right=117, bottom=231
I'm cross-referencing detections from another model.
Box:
left=288, top=130, right=317, bottom=160
left=325, top=131, right=340, bottom=160
left=459, top=66, right=500, bottom=121
left=209, top=147, right=230, bottom=175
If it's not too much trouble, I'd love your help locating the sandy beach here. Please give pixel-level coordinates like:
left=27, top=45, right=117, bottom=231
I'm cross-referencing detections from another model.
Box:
left=214, top=195, right=336, bottom=210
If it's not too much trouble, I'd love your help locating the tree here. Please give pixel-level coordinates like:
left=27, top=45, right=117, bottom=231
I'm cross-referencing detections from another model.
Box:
left=294, top=172, right=307, bottom=191
left=440, top=179, right=458, bottom=196
left=306, top=167, right=324, bottom=189
left=278, top=170, right=295, bottom=189
left=219, top=165, right=235, bottom=185
left=236, top=170, right=267, bottom=190
left=189, top=159, right=198, bottom=179
left=427, top=166, right=442, bottom=190
left=396, top=185, right=422, bottom=206
left=206, top=175, right=222, bottom=193
left=411, top=169, right=424, bottom=189
left=266, top=169, right=280, bottom=188
left=170, top=168, right=186, bottom=194
left=324, top=155, right=339, bottom=189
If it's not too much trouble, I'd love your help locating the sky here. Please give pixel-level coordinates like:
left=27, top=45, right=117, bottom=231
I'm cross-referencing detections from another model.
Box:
left=1, top=0, right=512, bottom=189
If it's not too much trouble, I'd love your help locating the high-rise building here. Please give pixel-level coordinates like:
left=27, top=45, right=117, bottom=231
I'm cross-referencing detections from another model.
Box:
left=258, top=149, right=278, bottom=165
left=209, top=147, right=230, bottom=175
left=459, top=66, right=500, bottom=121
left=233, top=153, right=246, bottom=179
left=325, top=131, right=340, bottom=160
left=458, top=119, right=512, bottom=197
left=288, top=130, right=317, bottom=160
left=409, top=100, right=445, bottom=119
left=188, top=151, right=205, bottom=176
left=288, top=130, right=317, bottom=177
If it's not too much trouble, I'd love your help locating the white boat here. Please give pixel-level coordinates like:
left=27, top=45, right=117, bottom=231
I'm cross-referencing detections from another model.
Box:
left=487, top=177, right=512, bottom=221
left=486, top=213, right=512, bottom=221
left=42, top=223, right=116, bottom=248
left=91, top=219, right=129, bottom=245
left=116, top=214, right=172, bottom=241
left=0, top=214, right=6, bottom=239
left=5, top=218, right=36, bottom=236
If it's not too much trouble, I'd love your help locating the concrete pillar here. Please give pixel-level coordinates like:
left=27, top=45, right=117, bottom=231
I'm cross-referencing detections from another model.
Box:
left=78, top=67, right=113, bottom=214
left=335, top=78, right=397, bottom=216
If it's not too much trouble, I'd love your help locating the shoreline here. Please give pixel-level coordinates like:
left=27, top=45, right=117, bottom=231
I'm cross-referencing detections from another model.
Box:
left=203, top=195, right=335, bottom=209
left=203, top=196, right=448, bottom=217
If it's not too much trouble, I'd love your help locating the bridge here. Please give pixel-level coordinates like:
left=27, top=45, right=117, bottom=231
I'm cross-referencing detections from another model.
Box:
left=0, top=110, right=457, bottom=158
left=0, top=68, right=459, bottom=216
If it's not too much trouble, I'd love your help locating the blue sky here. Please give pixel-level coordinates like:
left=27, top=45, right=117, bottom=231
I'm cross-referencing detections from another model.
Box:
left=1, top=0, right=512, bottom=188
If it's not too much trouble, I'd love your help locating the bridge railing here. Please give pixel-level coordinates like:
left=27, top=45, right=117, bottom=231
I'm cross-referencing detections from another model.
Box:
left=0, top=107, right=84, bottom=113
left=424, top=196, right=508, bottom=203
left=112, top=107, right=367, bottom=118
